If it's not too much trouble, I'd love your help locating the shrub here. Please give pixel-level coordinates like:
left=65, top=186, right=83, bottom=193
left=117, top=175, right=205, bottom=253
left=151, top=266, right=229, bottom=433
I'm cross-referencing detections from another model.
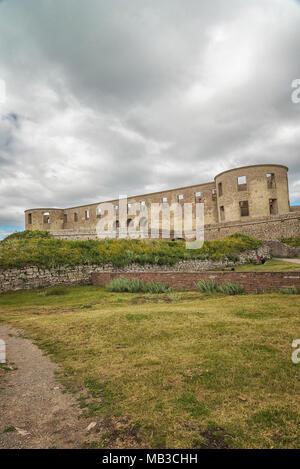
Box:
left=197, top=280, right=219, bottom=294
left=280, top=237, right=300, bottom=247
left=197, top=280, right=244, bottom=295
left=218, top=282, right=244, bottom=295
left=279, top=286, right=299, bottom=294
left=106, top=278, right=169, bottom=293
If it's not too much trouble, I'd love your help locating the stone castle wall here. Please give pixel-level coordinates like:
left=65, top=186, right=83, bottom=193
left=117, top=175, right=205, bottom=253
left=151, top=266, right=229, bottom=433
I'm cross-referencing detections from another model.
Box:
left=24, top=164, right=300, bottom=241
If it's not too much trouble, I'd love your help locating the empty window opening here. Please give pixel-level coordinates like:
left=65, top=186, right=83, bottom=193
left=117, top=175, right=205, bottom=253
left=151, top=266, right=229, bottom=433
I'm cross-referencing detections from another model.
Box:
left=63, top=214, right=67, bottom=224
left=85, top=210, right=90, bottom=220
left=140, top=217, right=148, bottom=229
left=212, top=189, right=217, bottom=200
left=269, top=198, right=278, bottom=215
left=114, top=205, right=119, bottom=211
left=113, top=220, right=119, bottom=230
left=239, top=200, right=249, bottom=217
left=220, top=206, right=225, bottom=221
left=237, top=176, right=247, bottom=191
left=195, top=191, right=202, bottom=198
left=28, top=213, right=32, bottom=224
left=178, top=194, right=184, bottom=201
left=43, top=212, right=50, bottom=224
left=74, top=213, right=78, bottom=222
left=96, top=208, right=102, bottom=218
left=162, top=197, right=168, bottom=203
left=266, top=173, right=276, bottom=189
left=127, top=218, right=133, bottom=228
left=218, top=182, right=223, bottom=197
left=140, top=200, right=146, bottom=206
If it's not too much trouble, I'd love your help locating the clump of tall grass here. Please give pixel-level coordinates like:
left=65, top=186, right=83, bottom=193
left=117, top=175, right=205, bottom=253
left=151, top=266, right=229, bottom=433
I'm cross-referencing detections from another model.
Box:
left=279, top=286, right=299, bottom=294
left=197, top=280, right=244, bottom=295
left=37, top=286, right=69, bottom=296
left=106, top=278, right=169, bottom=294
left=197, top=280, right=219, bottom=294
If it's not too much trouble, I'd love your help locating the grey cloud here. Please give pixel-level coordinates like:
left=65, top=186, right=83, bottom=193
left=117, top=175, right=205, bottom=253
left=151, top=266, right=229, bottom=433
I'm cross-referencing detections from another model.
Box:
left=0, top=0, right=300, bottom=227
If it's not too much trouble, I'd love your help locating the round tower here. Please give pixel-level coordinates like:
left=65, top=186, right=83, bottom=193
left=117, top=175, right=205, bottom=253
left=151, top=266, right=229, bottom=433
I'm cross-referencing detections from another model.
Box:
left=24, top=208, right=64, bottom=231
left=214, top=164, right=290, bottom=223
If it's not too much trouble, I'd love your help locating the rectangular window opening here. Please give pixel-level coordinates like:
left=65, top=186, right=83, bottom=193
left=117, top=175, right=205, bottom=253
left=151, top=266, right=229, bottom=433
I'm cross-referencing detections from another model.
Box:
left=218, top=182, right=223, bottom=197
left=74, top=213, right=78, bottom=222
left=43, top=212, right=50, bottom=224
left=266, top=173, right=276, bottom=189
left=63, top=214, right=67, bottom=224
left=85, top=210, right=90, bottom=220
left=237, top=176, right=247, bottom=192
left=269, top=198, right=278, bottom=215
left=220, top=205, right=225, bottom=221
left=239, top=200, right=249, bottom=217
left=28, top=213, right=32, bottom=224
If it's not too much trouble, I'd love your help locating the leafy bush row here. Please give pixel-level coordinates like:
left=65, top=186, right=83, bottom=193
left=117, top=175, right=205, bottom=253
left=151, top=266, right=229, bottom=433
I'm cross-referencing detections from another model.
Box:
left=0, top=230, right=262, bottom=269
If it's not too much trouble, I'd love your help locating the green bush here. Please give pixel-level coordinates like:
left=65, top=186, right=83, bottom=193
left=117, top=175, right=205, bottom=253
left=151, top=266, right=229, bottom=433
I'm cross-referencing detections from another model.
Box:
left=0, top=231, right=262, bottom=269
left=106, top=278, right=169, bottom=293
left=197, top=280, right=244, bottom=295
left=218, top=282, right=244, bottom=295
left=279, top=286, right=299, bottom=295
left=197, top=280, right=219, bottom=293
left=280, top=237, right=300, bottom=247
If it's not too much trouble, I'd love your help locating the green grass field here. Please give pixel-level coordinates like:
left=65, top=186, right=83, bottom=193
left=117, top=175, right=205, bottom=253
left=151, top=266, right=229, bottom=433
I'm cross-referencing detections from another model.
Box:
left=235, top=258, right=300, bottom=271
left=0, top=286, right=299, bottom=449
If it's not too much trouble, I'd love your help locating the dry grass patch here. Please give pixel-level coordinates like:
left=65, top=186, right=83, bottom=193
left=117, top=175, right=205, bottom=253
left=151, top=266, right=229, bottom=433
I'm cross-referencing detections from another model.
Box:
left=0, top=286, right=299, bottom=448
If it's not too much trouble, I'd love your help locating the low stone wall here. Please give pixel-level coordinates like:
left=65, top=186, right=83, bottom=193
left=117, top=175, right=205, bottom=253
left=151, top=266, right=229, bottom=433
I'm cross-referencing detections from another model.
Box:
left=0, top=247, right=269, bottom=294
left=92, top=271, right=300, bottom=293
left=264, top=240, right=300, bottom=258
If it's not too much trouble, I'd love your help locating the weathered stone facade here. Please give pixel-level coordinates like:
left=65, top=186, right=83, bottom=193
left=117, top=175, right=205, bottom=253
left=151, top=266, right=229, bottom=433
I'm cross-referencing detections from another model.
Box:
left=25, top=164, right=300, bottom=241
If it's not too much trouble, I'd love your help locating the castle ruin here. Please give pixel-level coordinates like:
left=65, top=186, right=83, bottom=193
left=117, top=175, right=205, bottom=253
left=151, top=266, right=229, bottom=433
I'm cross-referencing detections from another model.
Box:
left=25, top=164, right=300, bottom=241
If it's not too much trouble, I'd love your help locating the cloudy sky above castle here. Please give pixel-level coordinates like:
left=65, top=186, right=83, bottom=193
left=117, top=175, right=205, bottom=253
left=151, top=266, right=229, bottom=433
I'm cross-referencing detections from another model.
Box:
left=0, top=0, right=300, bottom=237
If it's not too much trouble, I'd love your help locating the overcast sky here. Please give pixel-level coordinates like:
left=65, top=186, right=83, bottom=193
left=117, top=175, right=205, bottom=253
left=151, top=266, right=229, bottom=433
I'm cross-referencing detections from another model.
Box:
left=0, top=0, right=300, bottom=238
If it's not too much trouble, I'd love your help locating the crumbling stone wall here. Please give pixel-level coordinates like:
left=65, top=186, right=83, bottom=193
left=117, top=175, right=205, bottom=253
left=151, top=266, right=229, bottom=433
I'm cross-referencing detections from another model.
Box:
left=0, top=246, right=269, bottom=294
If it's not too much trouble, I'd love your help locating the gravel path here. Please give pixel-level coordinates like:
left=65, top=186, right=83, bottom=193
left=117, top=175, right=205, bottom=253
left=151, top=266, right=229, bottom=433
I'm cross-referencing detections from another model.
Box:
left=273, top=258, right=300, bottom=265
left=0, top=324, right=97, bottom=449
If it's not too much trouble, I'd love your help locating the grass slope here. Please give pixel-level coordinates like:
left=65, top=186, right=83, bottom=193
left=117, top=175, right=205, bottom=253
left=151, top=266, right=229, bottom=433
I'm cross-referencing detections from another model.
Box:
left=0, top=286, right=299, bottom=449
left=0, top=231, right=261, bottom=269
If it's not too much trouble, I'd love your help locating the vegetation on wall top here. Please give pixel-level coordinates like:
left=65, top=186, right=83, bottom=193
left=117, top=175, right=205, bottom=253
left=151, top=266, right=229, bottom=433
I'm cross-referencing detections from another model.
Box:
left=0, top=230, right=262, bottom=269
left=280, top=237, right=300, bottom=247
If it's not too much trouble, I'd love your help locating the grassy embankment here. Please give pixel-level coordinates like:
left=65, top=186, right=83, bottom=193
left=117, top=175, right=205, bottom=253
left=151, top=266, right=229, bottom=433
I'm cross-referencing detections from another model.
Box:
left=0, top=286, right=299, bottom=449
left=0, top=231, right=261, bottom=269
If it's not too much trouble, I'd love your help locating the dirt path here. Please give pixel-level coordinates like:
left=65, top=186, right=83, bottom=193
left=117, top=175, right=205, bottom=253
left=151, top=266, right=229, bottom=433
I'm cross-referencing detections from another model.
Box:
left=0, top=324, right=99, bottom=449
left=273, top=257, right=300, bottom=265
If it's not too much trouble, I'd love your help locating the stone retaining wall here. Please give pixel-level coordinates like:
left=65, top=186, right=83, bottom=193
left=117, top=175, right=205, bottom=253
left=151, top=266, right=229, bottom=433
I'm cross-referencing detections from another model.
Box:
left=0, top=247, right=269, bottom=294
